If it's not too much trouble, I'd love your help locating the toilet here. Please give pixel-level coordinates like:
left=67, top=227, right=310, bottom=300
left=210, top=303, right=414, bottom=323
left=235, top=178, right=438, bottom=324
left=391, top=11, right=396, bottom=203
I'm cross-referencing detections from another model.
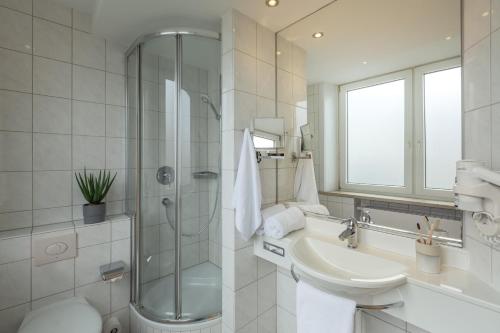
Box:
left=18, top=297, right=102, bottom=333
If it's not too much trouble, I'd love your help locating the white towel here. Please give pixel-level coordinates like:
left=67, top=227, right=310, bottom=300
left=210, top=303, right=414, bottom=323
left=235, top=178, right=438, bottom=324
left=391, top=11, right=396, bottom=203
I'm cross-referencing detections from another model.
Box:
left=264, top=207, right=305, bottom=239
left=257, top=204, right=287, bottom=235
left=233, top=128, right=262, bottom=241
left=297, top=281, right=356, bottom=333
left=294, top=155, right=320, bottom=204
left=286, top=202, right=329, bottom=215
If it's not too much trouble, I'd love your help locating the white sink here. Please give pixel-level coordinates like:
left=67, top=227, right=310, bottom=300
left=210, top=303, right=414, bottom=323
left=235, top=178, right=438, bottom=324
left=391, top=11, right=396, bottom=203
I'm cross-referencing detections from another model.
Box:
left=289, top=236, right=407, bottom=295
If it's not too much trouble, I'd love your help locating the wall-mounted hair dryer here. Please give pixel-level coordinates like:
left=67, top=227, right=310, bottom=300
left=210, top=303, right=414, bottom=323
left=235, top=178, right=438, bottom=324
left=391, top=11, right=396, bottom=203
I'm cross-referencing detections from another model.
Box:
left=454, top=160, right=500, bottom=245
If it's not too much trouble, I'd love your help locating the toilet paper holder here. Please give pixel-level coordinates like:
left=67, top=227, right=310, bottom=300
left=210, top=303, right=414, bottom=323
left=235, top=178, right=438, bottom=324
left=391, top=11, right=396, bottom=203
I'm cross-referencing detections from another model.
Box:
left=100, top=261, right=126, bottom=282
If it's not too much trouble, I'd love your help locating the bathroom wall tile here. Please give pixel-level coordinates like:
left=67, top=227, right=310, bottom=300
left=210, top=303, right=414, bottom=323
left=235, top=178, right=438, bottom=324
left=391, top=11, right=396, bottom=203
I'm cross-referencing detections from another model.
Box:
left=112, top=307, right=130, bottom=333
left=0, top=131, right=32, bottom=171
left=33, top=133, right=71, bottom=170
left=106, top=105, right=126, bottom=138
left=292, top=45, right=306, bottom=79
left=234, top=91, right=257, bottom=130
left=257, top=272, right=276, bottom=315
left=111, top=238, right=130, bottom=269
left=72, top=101, right=106, bottom=136
left=234, top=246, right=257, bottom=289
left=492, top=248, right=500, bottom=293
left=292, top=75, right=307, bottom=108
left=234, top=50, right=256, bottom=94
left=463, top=0, right=491, bottom=50
left=222, top=51, right=234, bottom=93
left=0, top=7, right=32, bottom=53
left=493, top=0, right=500, bottom=31
left=233, top=11, right=257, bottom=57
left=256, top=25, right=275, bottom=65
left=33, top=206, right=72, bottom=226
left=33, top=95, right=71, bottom=134
left=106, top=43, right=126, bottom=75
left=73, top=30, right=106, bottom=70
left=467, top=236, right=493, bottom=284
left=33, top=171, right=72, bottom=209
left=235, top=281, right=258, bottom=329
left=0, top=0, right=32, bottom=14
left=276, top=270, right=295, bottom=315
left=33, top=18, right=71, bottom=62
left=75, top=221, right=111, bottom=248
left=72, top=135, right=106, bottom=170
left=0, top=172, right=32, bottom=213
left=34, top=0, right=72, bottom=26
left=257, top=60, right=275, bottom=100
left=33, top=56, right=71, bottom=98
left=221, top=10, right=234, bottom=54
left=111, top=272, right=130, bottom=312
left=73, top=65, right=106, bottom=103
left=492, top=29, right=500, bottom=104
left=0, top=90, right=32, bottom=132
left=258, top=306, right=276, bottom=333
left=75, top=242, right=111, bottom=286
left=76, top=280, right=111, bottom=315
left=0, top=212, right=31, bottom=233
left=464, top=37, right=490, bottom=111
left=493, top=104, right=500, bottom=169
left=107, top=170, right=125, bottom=202
left=277, top=306, right=296, bottom=333
left=277, top=70, right=292, bottom=104
left=0, top=259, right=31, bottom=310
left=257, top=258, right=276, bottom=279
left=106, top=73, right=126, bottom=106
left=362, top=313, right=405, bottom=333
left=32, top=258, right=75, bottom=299
left=464, top=106, right=492, bottom=166
left=236, top=319, right=257, bottom=333
left=276, top=37, right=292, bottom=72
left=72, top=10, right=91, bottom=32
left=31, top=289, right=74, bottom=310
left=0, top=303, right=30, bottom=333
left=0, top=48, right=32, bottom=93
left=0, top=233, right=31, bottom=264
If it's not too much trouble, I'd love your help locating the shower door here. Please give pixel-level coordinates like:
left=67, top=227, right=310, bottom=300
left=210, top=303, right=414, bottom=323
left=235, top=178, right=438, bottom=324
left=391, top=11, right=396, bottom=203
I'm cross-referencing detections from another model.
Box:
left=126, top=31, right=221, bottom=323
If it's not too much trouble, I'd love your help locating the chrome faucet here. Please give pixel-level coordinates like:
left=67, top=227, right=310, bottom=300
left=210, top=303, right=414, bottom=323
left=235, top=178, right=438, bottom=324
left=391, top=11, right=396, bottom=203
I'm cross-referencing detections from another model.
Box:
left=338, top=217, right=359, bottom=248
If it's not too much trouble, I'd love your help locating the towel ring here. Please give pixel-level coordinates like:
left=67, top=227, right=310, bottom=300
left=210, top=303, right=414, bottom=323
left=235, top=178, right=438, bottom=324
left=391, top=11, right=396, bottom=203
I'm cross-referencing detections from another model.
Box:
left=290, top=264, right=404, bottom=311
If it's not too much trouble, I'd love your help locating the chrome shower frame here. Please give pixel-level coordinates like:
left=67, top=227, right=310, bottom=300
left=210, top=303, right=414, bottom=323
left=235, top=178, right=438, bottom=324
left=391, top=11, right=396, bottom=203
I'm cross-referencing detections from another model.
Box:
left=125, top=29, right=221, bottom=324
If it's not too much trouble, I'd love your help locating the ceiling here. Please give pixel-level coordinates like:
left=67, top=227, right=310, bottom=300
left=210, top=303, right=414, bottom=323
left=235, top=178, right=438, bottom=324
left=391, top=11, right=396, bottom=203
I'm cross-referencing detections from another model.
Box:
left=54, top=0, right=334, bottom=47
left=279, top=0, right=461, bottom=85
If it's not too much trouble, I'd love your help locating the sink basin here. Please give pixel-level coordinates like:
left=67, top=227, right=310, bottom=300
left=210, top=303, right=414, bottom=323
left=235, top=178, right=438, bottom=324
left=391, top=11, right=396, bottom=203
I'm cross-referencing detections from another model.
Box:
left=289, top=236, right=407, bottom=295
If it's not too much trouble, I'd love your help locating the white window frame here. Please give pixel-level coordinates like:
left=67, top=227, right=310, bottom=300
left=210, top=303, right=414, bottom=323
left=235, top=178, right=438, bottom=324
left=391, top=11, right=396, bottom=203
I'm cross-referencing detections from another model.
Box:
left=339, top=70, right=413, bottom=195
left=414, top=57, right=461, bottom=199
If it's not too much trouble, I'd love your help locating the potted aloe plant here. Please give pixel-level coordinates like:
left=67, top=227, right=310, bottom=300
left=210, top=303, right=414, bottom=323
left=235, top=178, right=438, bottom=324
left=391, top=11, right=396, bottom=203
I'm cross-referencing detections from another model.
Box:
left=75, top=169, right=117, bottom=224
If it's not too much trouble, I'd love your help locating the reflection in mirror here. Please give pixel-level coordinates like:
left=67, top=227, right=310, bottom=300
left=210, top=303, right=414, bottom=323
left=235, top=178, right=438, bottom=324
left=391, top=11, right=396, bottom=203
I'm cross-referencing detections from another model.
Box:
left=252, top=117, right=285, bottom=149
left=278, top=0, right=462, bottom=246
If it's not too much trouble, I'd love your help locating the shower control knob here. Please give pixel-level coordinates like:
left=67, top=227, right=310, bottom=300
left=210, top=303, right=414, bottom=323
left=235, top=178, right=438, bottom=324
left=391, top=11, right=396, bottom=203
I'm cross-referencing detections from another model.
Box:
left=157, top=166, right=175, bottom=185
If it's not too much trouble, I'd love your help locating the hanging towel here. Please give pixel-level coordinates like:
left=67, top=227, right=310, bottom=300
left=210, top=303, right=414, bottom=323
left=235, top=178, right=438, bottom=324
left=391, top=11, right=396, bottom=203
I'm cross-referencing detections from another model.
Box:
left=297, top=281, right=356, bottom=333
left=286, top=201, right=330, bottom=215
left=294, top=154, right=320, bottom=204
left=233, top=128, right=262, bottom=241
left=264, top=207, right=305, bottom=239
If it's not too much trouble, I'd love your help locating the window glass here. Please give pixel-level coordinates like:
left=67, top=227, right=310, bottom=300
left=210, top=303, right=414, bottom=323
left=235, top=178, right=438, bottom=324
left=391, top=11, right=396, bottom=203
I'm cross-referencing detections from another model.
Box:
left=423, top=67, right=461, bottom=190
left=346, top=80, right=406, bottom=186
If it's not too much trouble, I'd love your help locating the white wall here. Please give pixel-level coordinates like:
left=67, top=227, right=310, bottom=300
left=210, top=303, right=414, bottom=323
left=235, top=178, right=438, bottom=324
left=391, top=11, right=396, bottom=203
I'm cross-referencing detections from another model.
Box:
left=0, top=1, right=131, bottom=332
left=220, top=9, right=307, bottom=333
left=462, top=0, right=500, bottom=290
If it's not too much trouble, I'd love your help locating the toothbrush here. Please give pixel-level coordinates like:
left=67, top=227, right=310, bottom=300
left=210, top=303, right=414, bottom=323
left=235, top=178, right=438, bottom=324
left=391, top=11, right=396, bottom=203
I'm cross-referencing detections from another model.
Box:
left=416, top=222, right=426, bottom=244
left=428, top=219, right=441, bottom=245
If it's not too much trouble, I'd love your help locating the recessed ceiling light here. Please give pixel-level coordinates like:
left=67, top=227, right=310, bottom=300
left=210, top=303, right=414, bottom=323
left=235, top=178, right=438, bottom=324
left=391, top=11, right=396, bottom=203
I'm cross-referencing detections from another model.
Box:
left=362, top=61, right=368, bottom=65
left=312, top=32, right=324, bottom=38
left=266, top=0, right=279, bottom=7
left=482, top=11, right=489, bottom=17
left=276, top=51, right=282, bottom=55
left=445, top=36, right=452, bottom=40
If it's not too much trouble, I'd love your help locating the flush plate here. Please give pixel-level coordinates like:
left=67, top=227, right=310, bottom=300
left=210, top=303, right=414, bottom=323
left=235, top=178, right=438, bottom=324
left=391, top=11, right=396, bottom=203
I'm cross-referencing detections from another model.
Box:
left=33, top=232, right=76, bottom=266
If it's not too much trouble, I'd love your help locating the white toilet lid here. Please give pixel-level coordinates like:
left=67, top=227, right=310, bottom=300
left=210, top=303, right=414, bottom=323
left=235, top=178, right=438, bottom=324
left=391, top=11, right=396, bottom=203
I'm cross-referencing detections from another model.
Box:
left=19, top=297, right=102, bottom=333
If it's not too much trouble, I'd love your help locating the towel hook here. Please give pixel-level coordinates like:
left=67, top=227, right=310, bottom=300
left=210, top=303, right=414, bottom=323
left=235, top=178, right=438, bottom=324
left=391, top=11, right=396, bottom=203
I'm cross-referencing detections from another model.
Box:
left=290, top=264, right=404, bottom=311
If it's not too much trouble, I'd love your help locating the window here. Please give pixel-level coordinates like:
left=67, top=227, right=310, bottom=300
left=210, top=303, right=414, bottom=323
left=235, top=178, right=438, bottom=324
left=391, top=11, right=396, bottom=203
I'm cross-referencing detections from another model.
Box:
left=339, top=59, right=461, bottom=199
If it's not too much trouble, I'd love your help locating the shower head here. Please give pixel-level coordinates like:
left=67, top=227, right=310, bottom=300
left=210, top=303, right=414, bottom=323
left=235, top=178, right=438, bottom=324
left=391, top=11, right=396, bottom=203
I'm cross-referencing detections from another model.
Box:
left=201, top=94, right=222, bottom=120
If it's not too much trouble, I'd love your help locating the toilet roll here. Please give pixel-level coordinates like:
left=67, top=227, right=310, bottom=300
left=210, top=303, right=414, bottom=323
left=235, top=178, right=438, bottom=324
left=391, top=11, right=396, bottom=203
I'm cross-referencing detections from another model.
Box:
left=103, top=316, right=122, bottom=333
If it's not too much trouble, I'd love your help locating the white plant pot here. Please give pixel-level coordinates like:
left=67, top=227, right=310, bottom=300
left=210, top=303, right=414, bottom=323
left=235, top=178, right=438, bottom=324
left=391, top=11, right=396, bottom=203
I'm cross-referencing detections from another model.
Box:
left=415, top=239, right=441, bottom=274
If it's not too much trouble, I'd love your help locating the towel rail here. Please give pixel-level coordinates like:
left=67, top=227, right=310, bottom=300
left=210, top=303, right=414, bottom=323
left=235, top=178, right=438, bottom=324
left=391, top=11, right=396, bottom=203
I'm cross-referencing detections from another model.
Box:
left=290, top=264, right=404, bottom=311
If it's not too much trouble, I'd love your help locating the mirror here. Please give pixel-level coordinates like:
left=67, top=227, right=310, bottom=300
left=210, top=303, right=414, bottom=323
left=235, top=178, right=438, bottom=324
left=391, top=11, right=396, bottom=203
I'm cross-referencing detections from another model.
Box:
left=252, top=117, right=285, bottom=149
left=277, top=0, right=462, bottom=246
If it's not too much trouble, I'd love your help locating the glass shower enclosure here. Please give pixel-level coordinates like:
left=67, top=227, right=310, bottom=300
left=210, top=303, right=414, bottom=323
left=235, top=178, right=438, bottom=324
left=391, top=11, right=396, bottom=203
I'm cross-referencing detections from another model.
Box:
left=126, top=31, right=222, bottom=323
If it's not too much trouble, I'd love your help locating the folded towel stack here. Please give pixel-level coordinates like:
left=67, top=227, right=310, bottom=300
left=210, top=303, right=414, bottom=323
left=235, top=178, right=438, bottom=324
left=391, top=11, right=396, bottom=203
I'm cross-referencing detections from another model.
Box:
left=263, top=206, right=306, bottom=239
left=286, top=202, right=330, bottom=216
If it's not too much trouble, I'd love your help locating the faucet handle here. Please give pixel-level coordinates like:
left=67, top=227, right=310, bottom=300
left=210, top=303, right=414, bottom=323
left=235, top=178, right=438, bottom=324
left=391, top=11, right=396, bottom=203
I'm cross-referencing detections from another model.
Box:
left=341, top=217, right=357, bottom=226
